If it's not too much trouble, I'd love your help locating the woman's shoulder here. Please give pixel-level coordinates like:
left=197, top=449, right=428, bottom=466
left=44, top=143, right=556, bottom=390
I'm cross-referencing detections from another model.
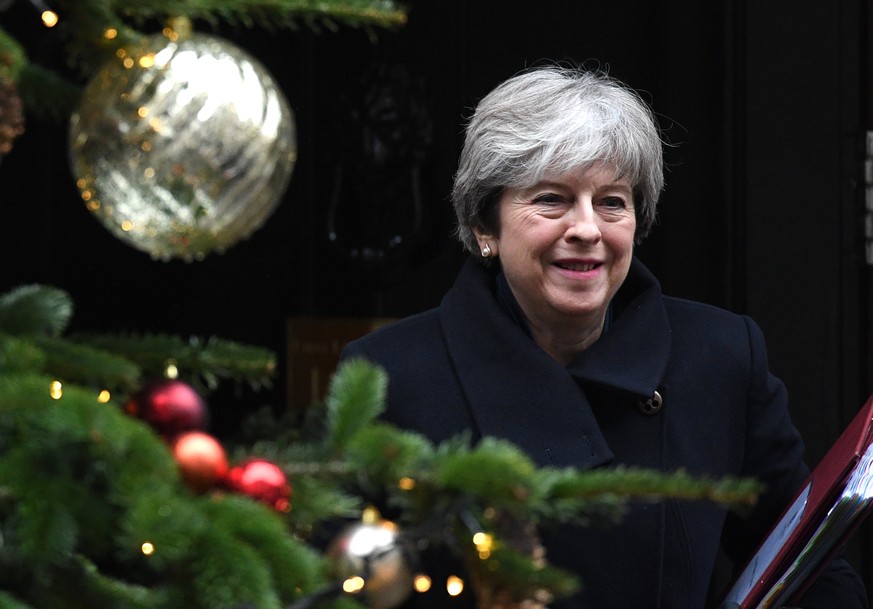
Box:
left=661, top=295, right=762, bottom=349
left=342, top=308, right=444, bottom=363
left=663, top=294, right=750, bottom=326
left=354, top=308, right=441, bottom=342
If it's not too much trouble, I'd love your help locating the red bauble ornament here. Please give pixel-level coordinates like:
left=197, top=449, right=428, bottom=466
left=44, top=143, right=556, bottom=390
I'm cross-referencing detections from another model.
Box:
left=226, top=459, right=292, bottom=512
left=125, top=379, right=206, bottom=439
left=173, top=431, right=228, bottom=493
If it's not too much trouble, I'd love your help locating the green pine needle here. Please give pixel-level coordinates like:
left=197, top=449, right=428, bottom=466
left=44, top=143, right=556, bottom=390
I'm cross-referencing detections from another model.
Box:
left=282, top=474, right=363, bottom=532
left=0, top=29, right=26, bottom=84
left=324, top=358, right=387, bottom=453
left=435, top=437, right=538, bottom=509
left=0, top=285, right=73, bottom=338
left=70, top=554, right=165, bottom=609
left=0, top=590, right=34, bottom=609
left=344, top=422, right=434, bottom=486
left=35, top=335, right=142, bottom=392
left=0, top=334, right=46, bottom=376
left=77, top=333, right=275, bottom=391
left=538, top=465, right=762, bottom=507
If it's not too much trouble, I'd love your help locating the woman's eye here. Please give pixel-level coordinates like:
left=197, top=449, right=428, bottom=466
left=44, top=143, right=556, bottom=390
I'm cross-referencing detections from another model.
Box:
left=600, top=196, right=628, bottom=209
left=533, top=193, right=563, bottom=205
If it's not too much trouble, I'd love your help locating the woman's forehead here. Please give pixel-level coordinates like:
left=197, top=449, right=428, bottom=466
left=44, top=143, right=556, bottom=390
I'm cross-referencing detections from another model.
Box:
left=537, top=162, right=633, bottom=187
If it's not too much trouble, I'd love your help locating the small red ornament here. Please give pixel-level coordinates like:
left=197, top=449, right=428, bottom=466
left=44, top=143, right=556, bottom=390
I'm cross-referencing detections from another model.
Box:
left=125, top=379, right=206, bottom=439
left=226, top=458, right=292, bottom=512
left=173, top=431, right=228, bottom=493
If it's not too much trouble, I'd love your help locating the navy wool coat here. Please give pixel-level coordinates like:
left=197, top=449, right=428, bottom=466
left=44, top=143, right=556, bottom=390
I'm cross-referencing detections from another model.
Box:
left=341, top=257, right=867, bottom=609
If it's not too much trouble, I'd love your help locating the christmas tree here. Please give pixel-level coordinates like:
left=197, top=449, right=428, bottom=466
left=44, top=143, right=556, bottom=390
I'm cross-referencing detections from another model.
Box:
left=0, top=284, right=760, bottom=609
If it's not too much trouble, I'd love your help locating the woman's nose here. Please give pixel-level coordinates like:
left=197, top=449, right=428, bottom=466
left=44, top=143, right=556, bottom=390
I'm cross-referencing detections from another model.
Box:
left=564, top=202, right=601, bottom=242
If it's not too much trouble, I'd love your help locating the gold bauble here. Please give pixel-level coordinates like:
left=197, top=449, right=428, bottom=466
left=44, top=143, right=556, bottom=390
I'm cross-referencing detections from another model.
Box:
left=69, top=32, right=297, bottom=261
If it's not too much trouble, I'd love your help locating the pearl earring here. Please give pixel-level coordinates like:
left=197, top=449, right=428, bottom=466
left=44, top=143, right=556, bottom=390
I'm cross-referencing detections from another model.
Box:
left=481, top=244, right=493, bottom=258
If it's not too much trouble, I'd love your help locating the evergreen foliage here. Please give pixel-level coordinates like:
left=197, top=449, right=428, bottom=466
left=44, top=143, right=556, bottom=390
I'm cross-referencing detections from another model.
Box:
left=0, top=0, right=407, bottom=122
left=0, top=284, right=763, bottom=608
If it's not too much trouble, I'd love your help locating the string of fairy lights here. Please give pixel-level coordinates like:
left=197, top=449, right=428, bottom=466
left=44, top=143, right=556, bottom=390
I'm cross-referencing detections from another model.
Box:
left=45, top=357, right=501, bottom=607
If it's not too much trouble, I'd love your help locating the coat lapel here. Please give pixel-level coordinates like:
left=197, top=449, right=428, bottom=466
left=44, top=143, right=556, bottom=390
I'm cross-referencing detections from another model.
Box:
left=439, top=259, right=614, bottom=470
left=566, top=258, right=671, bottom=398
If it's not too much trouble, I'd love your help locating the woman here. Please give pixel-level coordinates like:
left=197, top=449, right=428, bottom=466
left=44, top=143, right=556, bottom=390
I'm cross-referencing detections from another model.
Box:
left=341, top=66, right=867, bottom=609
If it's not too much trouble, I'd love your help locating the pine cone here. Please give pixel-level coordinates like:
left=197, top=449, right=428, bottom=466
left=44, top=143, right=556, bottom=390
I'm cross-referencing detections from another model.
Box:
left=0, top=79, right=25, bottom=155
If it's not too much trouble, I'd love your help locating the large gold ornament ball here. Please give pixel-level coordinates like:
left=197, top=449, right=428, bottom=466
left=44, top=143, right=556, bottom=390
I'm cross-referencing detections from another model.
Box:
left=327, top=520, right=414, bottom=609
left=69, top=32, right=297, bottom=261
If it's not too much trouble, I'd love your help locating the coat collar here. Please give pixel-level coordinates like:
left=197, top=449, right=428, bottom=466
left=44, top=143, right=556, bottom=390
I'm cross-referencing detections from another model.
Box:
left=438, top=257, right=671, bottom=469
left=565, top=258, right=671, bottom=397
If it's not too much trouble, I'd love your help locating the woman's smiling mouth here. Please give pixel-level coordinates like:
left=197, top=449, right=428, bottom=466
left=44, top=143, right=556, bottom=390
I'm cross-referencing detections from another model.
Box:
left=555, top=261, right=599, bottom=272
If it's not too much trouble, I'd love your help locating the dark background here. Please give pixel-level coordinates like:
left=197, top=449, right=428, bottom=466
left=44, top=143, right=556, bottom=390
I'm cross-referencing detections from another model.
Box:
left=2, top=0, right=872, bottom=598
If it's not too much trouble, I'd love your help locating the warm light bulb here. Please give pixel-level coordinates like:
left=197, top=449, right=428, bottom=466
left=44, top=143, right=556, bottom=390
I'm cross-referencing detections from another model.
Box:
left=49, top=380, right=63, bottom=400
left=414, top=575, right=432, bottom=593
left=398, top=476, right=416, bottom=490
left=97, top=389, right=111, bottom=403
left=361, top=505, right=381, bottom=524
left=41, top=10, right=58, bottom=27
left=104, top=28, right=118, bottom=40
left=473, top=531, right=494, bottom=559
left=141, top=542, right=155, bottom=555
left=446, top=575, right=464, bottom=596
left=343, top=576, right=365, bottom=594
left=164, top=362, right=179, bottom=379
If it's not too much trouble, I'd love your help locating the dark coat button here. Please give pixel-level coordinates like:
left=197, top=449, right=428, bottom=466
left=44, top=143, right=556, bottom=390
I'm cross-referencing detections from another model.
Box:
left=638, top=390, right=663, bottom=415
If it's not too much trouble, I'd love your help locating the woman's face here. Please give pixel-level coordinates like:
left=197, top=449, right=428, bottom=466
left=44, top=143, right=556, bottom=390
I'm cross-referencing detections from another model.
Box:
left=478, top=163, right=636, bottom=334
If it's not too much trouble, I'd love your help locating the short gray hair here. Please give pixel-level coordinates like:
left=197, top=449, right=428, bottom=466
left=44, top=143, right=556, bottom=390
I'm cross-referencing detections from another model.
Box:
left=451, top=66, right=664, bottom=254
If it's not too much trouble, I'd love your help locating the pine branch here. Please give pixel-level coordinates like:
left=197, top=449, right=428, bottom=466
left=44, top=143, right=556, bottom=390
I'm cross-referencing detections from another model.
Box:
left=535, top=465, right=762, bottom=510
left=0, top=335, right=46, bottom=376
left=17, top=63, right=82, bottom=122
left=434, top=437, right=538, bottom=510
left=344, top=422, right=434, bottom=487
left=0, top=374, right=332, bottom=609
left=58, top=554, right=165, bottom=609
left=0, top=0, right=407, bottom=120
left=35, top=335, right=142, bottom=392
left=324, top=358, right=387, bottom=454
left=0, top=590, right=33, bottom=609
left=201, top=495, right=328, bottom=603
left=112, top=0, right=408, bottom=31
left=0, top=28, right=27, bottom=84
left=0, top=285, right=73, bottom=338
left=75, top=333, right=276, bottom=391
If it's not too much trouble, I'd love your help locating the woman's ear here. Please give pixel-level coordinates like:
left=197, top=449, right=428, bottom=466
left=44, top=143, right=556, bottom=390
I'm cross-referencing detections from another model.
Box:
left=472, top=225, right=498, bottom=258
